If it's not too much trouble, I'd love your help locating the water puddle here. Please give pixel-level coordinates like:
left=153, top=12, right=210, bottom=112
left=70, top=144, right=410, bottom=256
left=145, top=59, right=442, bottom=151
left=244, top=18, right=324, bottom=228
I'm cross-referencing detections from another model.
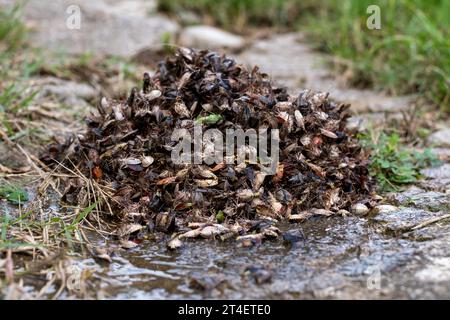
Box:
left=52, top=215, right=450, bottom=299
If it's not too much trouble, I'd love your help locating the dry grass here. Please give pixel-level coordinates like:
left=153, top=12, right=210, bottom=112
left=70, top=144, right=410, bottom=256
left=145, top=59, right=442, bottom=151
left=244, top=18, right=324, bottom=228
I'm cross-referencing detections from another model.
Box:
left=0, top=151, right=119, bottom=298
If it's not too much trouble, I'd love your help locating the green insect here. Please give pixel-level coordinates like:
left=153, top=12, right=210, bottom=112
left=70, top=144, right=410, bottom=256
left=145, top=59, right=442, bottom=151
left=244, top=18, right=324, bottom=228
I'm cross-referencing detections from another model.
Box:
left=196, top=114, right=223, bottom=125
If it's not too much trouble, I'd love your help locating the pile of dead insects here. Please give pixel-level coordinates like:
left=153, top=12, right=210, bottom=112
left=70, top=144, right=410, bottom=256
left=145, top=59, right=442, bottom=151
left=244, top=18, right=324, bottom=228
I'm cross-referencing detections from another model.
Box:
left=43, top=48, right=372, bottom=248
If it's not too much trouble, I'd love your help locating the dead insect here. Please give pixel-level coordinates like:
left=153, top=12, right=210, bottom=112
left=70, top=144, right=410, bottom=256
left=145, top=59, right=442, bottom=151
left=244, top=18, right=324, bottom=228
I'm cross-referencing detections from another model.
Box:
left=174, top=99, right=190, bottom=118
left=155, top=212, right=176, bottom=233
left=167, top=237, right=183, bottom=250
left=127, top=87, right=138, bottom=107
left=47, top=48, right=372, bottom=246
left=143, top=72, right=152, bottom=93
left=320, top=128, right=338, bottom=139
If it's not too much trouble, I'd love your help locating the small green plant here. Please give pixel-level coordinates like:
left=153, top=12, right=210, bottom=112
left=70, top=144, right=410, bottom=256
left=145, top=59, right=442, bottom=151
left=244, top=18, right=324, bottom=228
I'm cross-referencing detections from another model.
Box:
left=104, top=56, right=139, bottom=81
left=359, top=131, right=440, bottom=191
left=0, top=209, right=41, bottom=250
left=0, top=6, right=41, bottom=139
left=0, top=185, right=29, bottom=204
left=305, top=0, right=450, bottom=110
left=161, top=31, right=175, bottom=54
left=157, top=0, right=309, bottom=30
left=0, top=3, right=27, bottom=53
left=75, top=52, right=95, bottom=67
left=0, top=83, right=38, bottom=136
left=0, top=83, right=38, bottom=113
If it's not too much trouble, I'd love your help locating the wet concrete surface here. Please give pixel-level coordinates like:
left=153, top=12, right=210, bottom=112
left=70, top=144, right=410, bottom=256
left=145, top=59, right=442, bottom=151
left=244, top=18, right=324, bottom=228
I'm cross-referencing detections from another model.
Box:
left=51, top=188, right=448, bottom=299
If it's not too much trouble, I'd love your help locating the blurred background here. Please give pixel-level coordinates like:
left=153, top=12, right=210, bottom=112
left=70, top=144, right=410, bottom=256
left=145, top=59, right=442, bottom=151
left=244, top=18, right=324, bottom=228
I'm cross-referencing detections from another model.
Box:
left=160, top=0, right=449, bottom=109
left=1, top=0, right=449, bottom=107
